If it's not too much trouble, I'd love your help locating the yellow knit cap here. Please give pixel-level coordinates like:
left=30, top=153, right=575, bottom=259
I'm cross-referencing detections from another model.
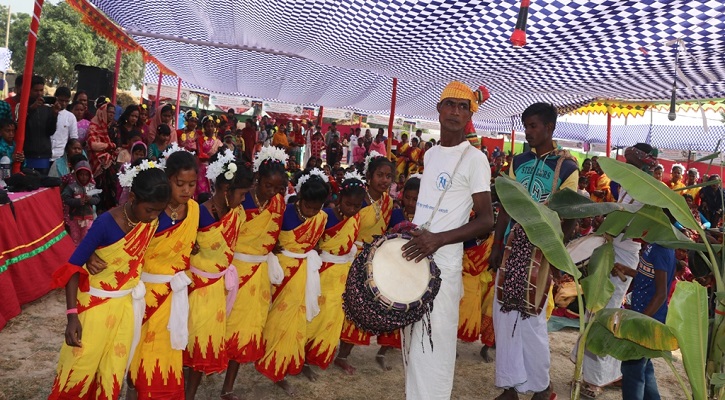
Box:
left=439, top=81, right=478, bottom=113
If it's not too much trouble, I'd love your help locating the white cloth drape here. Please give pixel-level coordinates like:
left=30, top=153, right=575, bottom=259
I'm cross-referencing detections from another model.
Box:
left=140, top=271, right=192, bottom=350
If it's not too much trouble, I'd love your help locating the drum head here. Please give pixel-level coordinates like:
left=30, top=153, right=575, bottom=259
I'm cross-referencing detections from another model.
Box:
left=371, top=238, right=430, bottom=304
left=566, top=235, right=606, bottom=265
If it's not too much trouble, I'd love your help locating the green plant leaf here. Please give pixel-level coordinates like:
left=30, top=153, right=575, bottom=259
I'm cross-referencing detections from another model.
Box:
left=548, top=189, right=643, bottom=219
left=711, top=373, right=725, bottom=388
left=666, top=282, right=709, bottom=400
left=586, top=321, right=673, bottom=361
left=621, top=205, right=690, bottom=243
left=591, top=308, right=679, bottom=354
left=654, top=241, right=722, bottom=253
left=694, top=152, right=721, bottom=163
left=673, top=180, right=722, bottom=191
left=598, top=158, right=701, bottom=232
left=596, top=211, right=635, bottom=237
left=494, top=176, right=580, bottom=279
left=580, top=241, right=615, bottom=313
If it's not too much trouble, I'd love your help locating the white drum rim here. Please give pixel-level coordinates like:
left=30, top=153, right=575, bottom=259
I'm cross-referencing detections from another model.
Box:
left=369, top=237, right=431, bottom=304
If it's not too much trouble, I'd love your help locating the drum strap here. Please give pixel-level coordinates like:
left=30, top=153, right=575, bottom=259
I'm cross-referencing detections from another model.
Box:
left=419, top=145, right=471, bottom=231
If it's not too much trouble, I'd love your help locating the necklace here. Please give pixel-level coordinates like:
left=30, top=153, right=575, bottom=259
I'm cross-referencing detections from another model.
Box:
left=295, top=202, right=308, bottom=222
left=252, top=189, right=269, bottom=211
left=366, top=190, right=382, bottom=222
left=123, top=203, right=139, bottom=228
left=168, top=203, right=183, bottom=224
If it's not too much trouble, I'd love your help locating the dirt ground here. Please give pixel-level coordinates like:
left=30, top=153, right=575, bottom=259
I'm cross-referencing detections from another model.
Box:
left=0, top=289, right=687, bottom=400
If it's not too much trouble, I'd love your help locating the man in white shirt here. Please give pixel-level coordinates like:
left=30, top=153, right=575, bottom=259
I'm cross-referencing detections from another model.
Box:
left=402, top=81, right=494, bottom=399
left=347, top=127, right=359, bottom=165
left=49, top=87, right=78, bottom=161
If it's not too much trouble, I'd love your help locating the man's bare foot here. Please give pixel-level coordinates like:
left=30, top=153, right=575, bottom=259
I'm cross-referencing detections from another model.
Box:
left=334, top=357, right=356, bottom=375
left=531, top=385, right=555, bottom=400
left=275, top=379, right=295, bottom=396
left=220, top=391, right=241, bottom=400
left=495, top=388, right=519, bottom=400
left=480, top=346, right=494, bottom=363
left=375, top=354, right=392, bottom=371
left=302, top=365, right=318, bottom=382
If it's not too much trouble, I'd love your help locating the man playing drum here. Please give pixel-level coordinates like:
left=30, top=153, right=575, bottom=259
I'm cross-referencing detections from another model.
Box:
left=401, top=81, right=494, bottom=399
left=489, top=102, right=579, bottom=400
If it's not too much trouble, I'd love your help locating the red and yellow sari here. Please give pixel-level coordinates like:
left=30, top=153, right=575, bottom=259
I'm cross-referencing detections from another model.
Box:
left=340, top=192, right=393, bottom=346
left=50, top=221, right=157, bottom=400
left=255, top=209, right=327, bottom=382
left=457, top=236, right=493, bottom=342
left=184, top=206, right=243, bottom=374
left=226, top=194, right=285, bottom=363
left=129, top=200, right=199, bottom=399
left=305, top=213, right=360, bottom=369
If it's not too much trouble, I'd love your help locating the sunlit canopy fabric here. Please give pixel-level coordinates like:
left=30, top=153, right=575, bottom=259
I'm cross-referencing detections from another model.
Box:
left=90, top=0, right=725, bottom=126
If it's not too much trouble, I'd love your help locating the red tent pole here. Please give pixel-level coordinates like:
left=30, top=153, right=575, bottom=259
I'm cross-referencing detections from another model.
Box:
left=316, top=106, right=324, bottom=127
left=606, top=107, right=612, bottom=157
left=110, top=48, right=121, bottom=105
left=154, top=71, right=162, bottom=111
left=387, top=77, right=397, bottom=158
left=510, top=116, right=515, bottom=155
left=13, top=0, right=45, bottom=173
left=174, top=77, right=182, bottom=130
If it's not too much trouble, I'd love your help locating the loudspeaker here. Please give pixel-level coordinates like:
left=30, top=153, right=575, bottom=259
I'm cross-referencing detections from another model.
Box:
left=74, top=64, right=113, bottom=101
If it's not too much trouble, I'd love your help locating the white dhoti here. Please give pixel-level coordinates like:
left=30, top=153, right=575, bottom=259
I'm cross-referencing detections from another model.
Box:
left=405, top=265, right=462, bottom=400
left=493, top=270, right=550, bottom=393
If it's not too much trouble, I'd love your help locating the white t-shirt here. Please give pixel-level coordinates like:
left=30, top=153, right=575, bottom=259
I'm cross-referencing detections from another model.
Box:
left=413, top=140, right=491, bottom=269
left=50, top=110, right=79, bottom=161
left=348, top=134, right=358, bottom=151
left=612, top=189, right=642, bottom=268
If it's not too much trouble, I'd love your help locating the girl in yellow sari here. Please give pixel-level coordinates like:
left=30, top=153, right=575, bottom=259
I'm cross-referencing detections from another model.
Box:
left=127, top=151, right=200, bottom=400
left=407, top=137, right=422, bottom=176
left=335, top=151, right=394, bottom=374
left=395, top=134, right=410, bottom=177
left=49, top=163, right=170, bottom=400
left=222, top=146, right=288, bottom=399
left=458, top=235, right=492, bottom=342
left=255, top=168, right=329, bottom=395
left=303, top=172, right=365, bottom=378
left=184, top=150, right=254, bottom=399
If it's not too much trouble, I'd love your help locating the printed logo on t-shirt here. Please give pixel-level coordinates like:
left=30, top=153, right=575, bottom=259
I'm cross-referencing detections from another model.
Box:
left=523, top=177, right=548, bottom=203
left=436, top=172, right=452, bottom=191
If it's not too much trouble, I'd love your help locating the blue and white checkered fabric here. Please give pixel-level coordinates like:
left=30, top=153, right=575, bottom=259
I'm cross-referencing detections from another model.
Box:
left=92, top=0, right=725, bottom=140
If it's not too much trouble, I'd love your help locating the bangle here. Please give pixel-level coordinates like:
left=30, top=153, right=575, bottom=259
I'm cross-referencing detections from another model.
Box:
left=66, top=308, right=78, bottom=315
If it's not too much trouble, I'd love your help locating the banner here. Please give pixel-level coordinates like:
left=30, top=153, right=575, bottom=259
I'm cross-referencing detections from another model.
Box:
left=209, top=94, right=253, bottom=113
left=323, top=108, right=355, bottom=120
left=143, top=84, right=208, bottom=108
left=264, top=101, right=305, bottom=115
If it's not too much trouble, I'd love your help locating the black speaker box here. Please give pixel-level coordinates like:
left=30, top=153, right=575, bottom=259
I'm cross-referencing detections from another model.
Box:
left=74, top=64, right=113, bottom=101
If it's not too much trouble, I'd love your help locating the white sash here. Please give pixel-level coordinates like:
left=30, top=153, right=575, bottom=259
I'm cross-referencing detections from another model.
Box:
left=88, top=281, right=146, bottom=370
left=189, top=265, right=239, bottom=316
left=234, top=252, right=284, bottom=285
left=280, top=249, right=323, bottom=321
left=140, top=271, right=192, bottom=350
left=320, top=244, right=358, bottom=264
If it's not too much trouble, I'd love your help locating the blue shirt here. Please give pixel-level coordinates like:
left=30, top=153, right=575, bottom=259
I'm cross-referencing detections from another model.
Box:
left=69, top=212, right=125, bottom=266
left=0, top=139, right=14, bottom=159
left=388, top=208, right=405, bottom=230
left=631, top=244, right=676, bottom=323
left=510, top=150, right=579, bottom=203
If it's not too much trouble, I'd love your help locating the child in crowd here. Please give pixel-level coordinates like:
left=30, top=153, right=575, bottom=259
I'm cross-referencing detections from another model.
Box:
left=0, top=119, right=22, bottom=164
left=49, top=139, right=84, bottom=178
left=49, top=162, right=169, bottom=399
left=117, top=141, right=148, bottom=205
left=577, top=176, right=590, bottom=199
left=61, top=160, right=100, bottom=245
left=148, top=124, right=171, bottom=161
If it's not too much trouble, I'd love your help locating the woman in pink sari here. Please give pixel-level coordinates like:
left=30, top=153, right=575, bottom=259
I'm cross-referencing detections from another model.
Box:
left=86, top=103, right=119, bottom=213
left=196, top=115, right=222, bottom=197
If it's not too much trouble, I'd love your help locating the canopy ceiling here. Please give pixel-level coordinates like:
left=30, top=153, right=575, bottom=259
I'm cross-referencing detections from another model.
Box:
left=90, top=0, right=725, bottom=125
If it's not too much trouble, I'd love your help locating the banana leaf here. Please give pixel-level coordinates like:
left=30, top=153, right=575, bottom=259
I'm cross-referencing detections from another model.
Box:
left=586, top=320, right=673, bottom=361
left=694, top=152, right=720, bottom=163
left=622, top=205, right=691, bottom=243
left=494, top=176, right=580, bottom=279
left=594, top=308, right=679, bottom=353
left=673, top=180, right=722, bottom=191
left=655, top=241, right=722, bottom=253
left=597, top=158, right=701, bottom=232
left=580, top=241, right=615, bottom=313
left=596, top=211, right=635, bottom=237
left=666, top=281, right=709, bottom=400
left=548, top=188, right=643, bottom=219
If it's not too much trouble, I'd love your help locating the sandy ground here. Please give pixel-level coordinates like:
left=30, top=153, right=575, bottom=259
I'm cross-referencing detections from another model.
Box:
left=0, top=289, right=688, bottom=400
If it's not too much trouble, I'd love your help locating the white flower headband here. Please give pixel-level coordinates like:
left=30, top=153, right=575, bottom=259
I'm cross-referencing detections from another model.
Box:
left=206, top=148, right=237, bottom=182
left=343, top=170, right=366, bottom=185
left=162, top=142, right=195, bottom=161
left=253, top=145, right=288, bottom=172
left=407, top=173, right=423, bottom=181
left=118, top=159, right=163, bottom=188
left=295, top=167, right=329, bottom=193
left=363, top=150, right=385, bottom=175
left=671, top=163, right=685, bottom=173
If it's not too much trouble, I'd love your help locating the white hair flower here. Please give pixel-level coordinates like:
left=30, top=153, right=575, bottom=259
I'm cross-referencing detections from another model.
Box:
left=295, top=167, right=329, bottom=193
left=162, top=142, right=195, bottom=160
left=363, top=150, right=385, bottom=175
left=206, top=148, right=237, bottom=183
left=117, top=159, right=163, bottom=188
left=253, top=145, right=288, bottom=172
left=343, top=170, right=366, bottom=185
left=671, top=163, right=685, bottom=173
left=408, top=173, right=423, bottom=181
